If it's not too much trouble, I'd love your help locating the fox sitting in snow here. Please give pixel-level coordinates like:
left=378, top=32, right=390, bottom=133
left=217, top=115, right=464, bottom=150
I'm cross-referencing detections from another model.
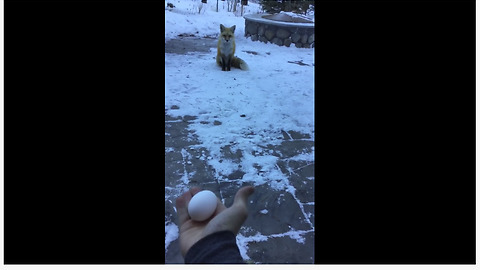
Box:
left=216, top=24, right=248, bottom=71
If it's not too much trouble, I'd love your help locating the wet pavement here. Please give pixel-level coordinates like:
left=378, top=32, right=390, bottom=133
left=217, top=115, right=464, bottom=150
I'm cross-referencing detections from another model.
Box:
left=164, top=112, right=314, bottom=264
left=165, top=36, right=217, bottom=55
left=165, top=37, right=315, bottom=264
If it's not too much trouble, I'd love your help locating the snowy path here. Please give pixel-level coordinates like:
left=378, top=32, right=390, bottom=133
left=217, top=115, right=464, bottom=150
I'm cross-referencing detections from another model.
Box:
left=165, top=113, right=315, bottom=263
left=165, top=8, right=315, bottom=263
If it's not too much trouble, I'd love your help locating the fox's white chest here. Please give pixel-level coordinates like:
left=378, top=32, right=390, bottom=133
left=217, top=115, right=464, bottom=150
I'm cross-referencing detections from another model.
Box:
left=220, top=40, right=234, bottom=56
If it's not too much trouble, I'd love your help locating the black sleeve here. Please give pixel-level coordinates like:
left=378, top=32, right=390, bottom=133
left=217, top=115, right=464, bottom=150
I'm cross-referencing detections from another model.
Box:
left=184, top=230, right=245, bottom=264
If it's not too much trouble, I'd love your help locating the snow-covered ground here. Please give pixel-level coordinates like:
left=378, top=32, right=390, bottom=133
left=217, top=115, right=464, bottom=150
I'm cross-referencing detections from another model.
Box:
left=165, top=0, right=314, bottom=261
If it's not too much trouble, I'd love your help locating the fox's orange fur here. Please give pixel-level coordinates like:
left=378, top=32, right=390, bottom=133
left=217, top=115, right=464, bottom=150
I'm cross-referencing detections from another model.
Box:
left=216, top=24, right=248, bottom=71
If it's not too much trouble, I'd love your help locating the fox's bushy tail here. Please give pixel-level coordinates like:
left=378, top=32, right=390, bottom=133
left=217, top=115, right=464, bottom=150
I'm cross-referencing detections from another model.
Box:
left=221, top=56, right=248, bottom=70
left=216, top=55, right=249, bottom=71
left=231, top=56, right=249, bottom=70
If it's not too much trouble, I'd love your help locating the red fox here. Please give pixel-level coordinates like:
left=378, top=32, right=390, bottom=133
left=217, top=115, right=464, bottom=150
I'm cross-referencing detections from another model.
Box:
left=216, top=24, right=248, bottom=71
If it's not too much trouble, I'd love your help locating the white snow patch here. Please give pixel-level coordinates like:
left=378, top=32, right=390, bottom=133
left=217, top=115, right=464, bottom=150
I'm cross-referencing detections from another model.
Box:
left=165, top=0, right=314, bottom=191
left=289, top=152, right=314, bottom=162
left=236, top=229, right=314, bottom=260
left=165, top=222, right=179, bottom=253
left=236, top=232, right=269, bottom=260
left=270, top=228, right=313, bottom=244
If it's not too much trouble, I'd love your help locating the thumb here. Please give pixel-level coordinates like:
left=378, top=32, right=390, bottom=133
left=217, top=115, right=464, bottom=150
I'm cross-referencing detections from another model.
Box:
left=202, top=186, right=255, bottom=237
left=233, top=186, right=255, bottom=208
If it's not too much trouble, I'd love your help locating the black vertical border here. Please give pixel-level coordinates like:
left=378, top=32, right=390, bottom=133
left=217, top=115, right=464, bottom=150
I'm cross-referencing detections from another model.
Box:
left=315, top=0, right=475, bottom=264
left=5, top=0, right=165, bottom=264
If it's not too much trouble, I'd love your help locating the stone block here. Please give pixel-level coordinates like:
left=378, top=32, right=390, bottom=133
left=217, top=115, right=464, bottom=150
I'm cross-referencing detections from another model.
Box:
left=272, top=37, right=283, bottom=46
left=265, top=29, right=275, bottom=41
left=291, top=33, right=301, bottom=43
left=258, top=25, right=265, bottom=36
left=301, top=34, right=308, bottom=44
left=307, top=33, right=314, bottom=44
left=246, top=22, right=258, bottom=35
left=276, top=28, right=290, bottom=39
left=284, top=38, right=292, bottom=47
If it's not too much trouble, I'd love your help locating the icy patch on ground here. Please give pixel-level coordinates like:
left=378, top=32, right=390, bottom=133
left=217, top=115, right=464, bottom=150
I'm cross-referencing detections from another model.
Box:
left=236, top=232, right=269, bottom=260
left=165, top=30, right=314, bottom=192
left=236, top=229, right=314, bottom=261
left=290, top=151, right=314, bottom=162
left=165, top=221, right=179, bottom=253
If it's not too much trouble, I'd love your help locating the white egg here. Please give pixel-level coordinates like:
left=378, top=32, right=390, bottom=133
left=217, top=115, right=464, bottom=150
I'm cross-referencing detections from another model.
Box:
left=188, top=190, right=218, bottom=221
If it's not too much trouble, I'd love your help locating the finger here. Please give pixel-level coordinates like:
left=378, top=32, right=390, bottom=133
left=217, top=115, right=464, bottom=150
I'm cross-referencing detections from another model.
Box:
left=176, top=187, right=202, bottom=224
left=176, top=191, right=192, bottom=226
left=189, top=186, right=202, bottom=196
left=232, top=186, right=255, bottom=208
left=202, top=187, right=254, bottom=236
left=213, top=197, right=227, bottom=216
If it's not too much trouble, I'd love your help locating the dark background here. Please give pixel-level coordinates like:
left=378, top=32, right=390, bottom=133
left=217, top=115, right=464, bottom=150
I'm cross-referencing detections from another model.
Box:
left=5, top=0, right=475, bottom=264
left=315, top=0, right=475, bottom=264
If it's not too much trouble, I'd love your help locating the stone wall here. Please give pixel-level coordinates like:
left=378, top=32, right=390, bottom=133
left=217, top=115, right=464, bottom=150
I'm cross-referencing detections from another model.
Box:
left=244, top=19, right=314, bottom=48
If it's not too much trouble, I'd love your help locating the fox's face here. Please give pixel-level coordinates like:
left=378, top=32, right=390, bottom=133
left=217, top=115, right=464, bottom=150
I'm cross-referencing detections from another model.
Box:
left=220, top=24, right=236, bottom=42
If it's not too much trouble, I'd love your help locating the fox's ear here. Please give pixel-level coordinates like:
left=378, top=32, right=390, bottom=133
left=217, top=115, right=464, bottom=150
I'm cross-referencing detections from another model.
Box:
left=231, top=25, right=236, bottom=33
left=220, top=24, right=225, bottom=32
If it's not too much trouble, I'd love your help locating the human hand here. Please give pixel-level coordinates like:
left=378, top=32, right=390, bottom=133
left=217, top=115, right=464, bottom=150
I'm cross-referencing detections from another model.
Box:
left=175, top=186, right=255, bottom=257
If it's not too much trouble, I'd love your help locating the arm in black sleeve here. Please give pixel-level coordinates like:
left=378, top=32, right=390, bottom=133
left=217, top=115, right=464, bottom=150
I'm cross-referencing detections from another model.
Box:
left=184, top=230, right=245, bottom=264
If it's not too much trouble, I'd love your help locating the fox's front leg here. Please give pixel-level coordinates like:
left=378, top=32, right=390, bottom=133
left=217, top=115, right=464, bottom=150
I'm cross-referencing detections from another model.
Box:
left=221, top=55, right=231, bottom=71
left=221, top=55, right=232, bottom=71
left=221, top=56, right=227, bottom=71
left=219, top=56, right=225, bottom=71
left=226, top=55, right=232, bottom=71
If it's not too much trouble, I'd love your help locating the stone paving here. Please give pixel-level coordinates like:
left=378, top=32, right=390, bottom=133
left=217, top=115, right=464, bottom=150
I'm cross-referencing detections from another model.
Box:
left=165, top=36, right=217, bottom=55
left=165, top=37, right=314, bottom=264
left=165, top=111, right=314, bottom=264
